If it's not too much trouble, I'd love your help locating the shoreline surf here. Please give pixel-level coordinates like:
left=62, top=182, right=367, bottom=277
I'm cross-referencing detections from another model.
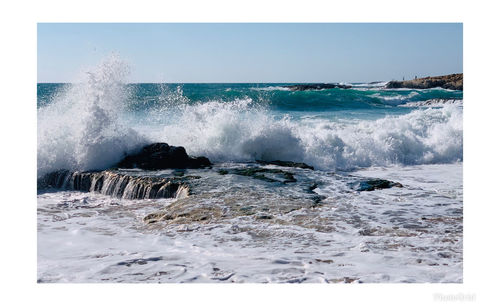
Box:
left=37, top=58, right=463, bottom=283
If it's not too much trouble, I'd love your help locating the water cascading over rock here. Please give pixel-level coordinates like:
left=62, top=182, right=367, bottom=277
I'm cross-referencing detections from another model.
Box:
left=37, top=170, right=189, bottom=200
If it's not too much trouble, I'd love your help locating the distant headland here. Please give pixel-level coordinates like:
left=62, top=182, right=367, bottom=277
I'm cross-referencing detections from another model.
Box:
left=282, top=73, right=462, bottom=92
left=385, top=73, right=463, bottom=91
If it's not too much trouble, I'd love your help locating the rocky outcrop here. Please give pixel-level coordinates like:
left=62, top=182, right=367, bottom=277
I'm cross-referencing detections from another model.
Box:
left=143, top=188, right=323, bottom=225
left=285, top=83, right=352, bottom=91
left=256, top=160, right=314, bottom=170
left=117, top=143, right=211, bottom=170
left=37, top=170, right=190, bottom=200
left=386, top=73, right=463, bottom=90
left=354, top=179, right=403, bottom=192
left=218, top=167, right=297, bottom=183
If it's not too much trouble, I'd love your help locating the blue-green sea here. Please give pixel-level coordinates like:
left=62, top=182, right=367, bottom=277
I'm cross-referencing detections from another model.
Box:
left=37, top=58, right=463, bottom=283
left=37, top=80, right=462, bottom=175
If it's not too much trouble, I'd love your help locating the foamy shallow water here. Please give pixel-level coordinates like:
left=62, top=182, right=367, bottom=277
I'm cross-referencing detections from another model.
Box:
left=37, top=162, right=462, bottom=283
left=37, top=57, right=463, bottom=283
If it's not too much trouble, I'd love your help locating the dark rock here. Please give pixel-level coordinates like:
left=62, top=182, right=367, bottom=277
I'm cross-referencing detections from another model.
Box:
left=307, top=183, right=318, bottom=192
left=256, top=160, right=314, bottom=170
left=283, top=172, right=297, bottom=183
left=188, top=156, right=211, bottom=169
left=37, top=170, right=190, bottom=199
left=222, top=167, right=297, bottom=184
left=354, top=179, right=403, bottom=191
left=315, top=259, right=334, bottom=264
left=255, top=214, right=273, bottom=220
left=312, top=195, right=326, bottom=204
left=437, top=252, right=452, bottom=259
left=116, top=257, right=163, bottom=267
left=386, top=73, right=463, bottom=90
left=285, top=83, right=352, bottom=91
left=117, top=143, right=211, bottom=170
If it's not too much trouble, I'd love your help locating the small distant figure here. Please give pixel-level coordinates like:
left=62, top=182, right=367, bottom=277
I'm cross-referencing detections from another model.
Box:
left=414, top=75, right=417, bottom=80
left=403, top=77, right=405, bottom=81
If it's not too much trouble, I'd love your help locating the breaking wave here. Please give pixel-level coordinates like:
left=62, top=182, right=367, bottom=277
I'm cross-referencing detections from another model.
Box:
left=37, top=57, right=463, bottom=175
left=149, top=99, right=463, bottom=170
left=37, top=56, right=147, bottom=177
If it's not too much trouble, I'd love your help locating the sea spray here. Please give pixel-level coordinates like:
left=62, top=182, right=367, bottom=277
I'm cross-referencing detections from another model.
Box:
left=37, top=67, right=463, bottom=283
left=143, top=95, right=463, bottom=170
left=298, top=104, right=463, bottom=169
left=38, top=59, right=463, bottom=174
left=37, top=56, right=147, bottom=177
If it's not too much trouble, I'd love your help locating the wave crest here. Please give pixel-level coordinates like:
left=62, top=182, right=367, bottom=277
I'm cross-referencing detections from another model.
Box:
left=38, top=58, right=463, bottom=174
left=37, top=56, right=147, bottom=177
left=149, top=96, right=462, bottom=170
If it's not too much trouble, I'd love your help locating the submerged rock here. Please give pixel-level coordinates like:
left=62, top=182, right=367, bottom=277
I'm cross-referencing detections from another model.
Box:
left=256, top=160, right=314, bottom=170
left=218, top=167, right=297, bottom=184
left=117, top=143, right=211, bottom=170
left=37, top=170, right=190, bottom=200
left=143, top=199, right=224, bottom=224
left=354, top=179, right=403, bottom=191
left=285, top=83, right=352, bottom=91
left=386, top=73, right=463, bottom=90
left=143, top=188, right=323, bottom=225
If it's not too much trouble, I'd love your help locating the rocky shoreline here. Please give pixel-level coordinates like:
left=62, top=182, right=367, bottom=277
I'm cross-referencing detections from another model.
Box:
left=38, top=142, right=403, bottom=207
left=37, top=169, right=191, bottom=200
left=285, top=83, right=352, bottom=91
left=385, top=73, right=463, bottom=90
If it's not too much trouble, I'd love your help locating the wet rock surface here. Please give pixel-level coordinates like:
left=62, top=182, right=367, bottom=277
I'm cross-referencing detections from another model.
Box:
left=386, top=73, right=463, bottom=90
left=37, top=162, right=463, bottom=283
left=256, top=160, right=314, bottom=170
left=218, top=167, right=298, bottom=183
left=142, top=163, right=326, bottom=225
left=352, top=178, right=403, bottom=191
left=37, top=169, right=191, bottom=200
left=117, top=143, right=211, bottom=170
left=143, top=189, right=323, bottom=225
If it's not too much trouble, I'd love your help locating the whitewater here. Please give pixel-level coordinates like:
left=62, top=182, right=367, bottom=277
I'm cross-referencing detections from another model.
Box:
left=37, top=57, right=463, bottom=283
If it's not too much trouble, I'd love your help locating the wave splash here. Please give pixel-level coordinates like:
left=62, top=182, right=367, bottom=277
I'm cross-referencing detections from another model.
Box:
left=298, top=104, right=463, bottom=169
left=149, top=93, right=463, bottom=170
left=38, top=57, right=463, bottom=175
left=37, top=56, right=147, bottom=177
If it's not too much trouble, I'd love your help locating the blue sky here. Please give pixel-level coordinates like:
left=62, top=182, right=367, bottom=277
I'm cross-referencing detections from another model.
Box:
left=37, top=23, right=463, bottom=83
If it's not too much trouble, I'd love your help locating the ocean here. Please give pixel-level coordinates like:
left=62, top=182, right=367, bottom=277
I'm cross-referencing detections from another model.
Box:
left=37, top=59, right=463, bottom=283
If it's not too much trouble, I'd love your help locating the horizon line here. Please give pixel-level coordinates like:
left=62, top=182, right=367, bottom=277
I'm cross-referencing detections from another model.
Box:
left=36, top=72, right=464, bottom=84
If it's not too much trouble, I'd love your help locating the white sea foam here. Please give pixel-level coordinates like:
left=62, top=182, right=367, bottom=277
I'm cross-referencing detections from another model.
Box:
left=37, top=162, right=463, bottom=283
left=399, top=99, right=463, bottom=107
left=37, top=58, right=463, bottom=283
left=368, top=91, right=419, bottom=104
left=37, top=58, right=463, bottom=176
left=251, top=86, right=291, bottom=91
left=359, top=81, right=388, bottom=86
left=350, top=81, right=389, bottom=90
left=148, top=100, right=463, bottom=171
left=37, top=56, right=147, bottom=177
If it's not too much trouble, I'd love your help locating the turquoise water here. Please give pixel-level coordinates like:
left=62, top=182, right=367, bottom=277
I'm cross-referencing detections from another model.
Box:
left=37, top=70, right=463, bottom=176
left=38, top=82, right=462, bottom=113
left=37, top=61, right=463, bottom=283
left=37, top=82, right=463, bottom=175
